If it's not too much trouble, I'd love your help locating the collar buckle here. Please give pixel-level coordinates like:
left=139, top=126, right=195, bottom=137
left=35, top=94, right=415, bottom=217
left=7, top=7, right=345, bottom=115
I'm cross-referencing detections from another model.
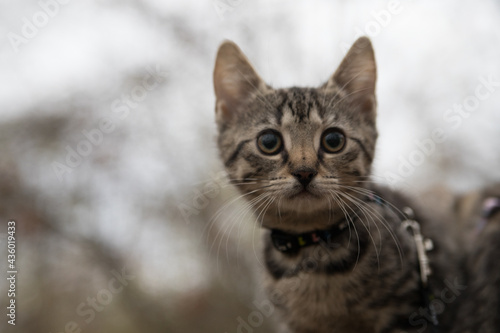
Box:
left=401, top=207, right=433, bottom=286
left=401, top=207, right=439, bottom=329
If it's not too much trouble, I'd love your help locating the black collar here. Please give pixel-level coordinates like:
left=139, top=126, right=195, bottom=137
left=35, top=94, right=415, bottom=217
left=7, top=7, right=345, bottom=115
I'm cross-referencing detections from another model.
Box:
left=270, top=221, right=348, bottom=254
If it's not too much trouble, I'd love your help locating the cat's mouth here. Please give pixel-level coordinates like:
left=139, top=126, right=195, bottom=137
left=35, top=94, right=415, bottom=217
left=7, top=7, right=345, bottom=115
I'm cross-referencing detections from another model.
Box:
left=288, top=187, right=320, bottom=200
left=280, top=186, right=330, bottom=213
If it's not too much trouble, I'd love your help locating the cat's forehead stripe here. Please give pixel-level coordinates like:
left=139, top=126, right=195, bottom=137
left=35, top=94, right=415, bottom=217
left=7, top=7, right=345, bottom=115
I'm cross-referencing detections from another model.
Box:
left=275, top=88, right=323, bottom=125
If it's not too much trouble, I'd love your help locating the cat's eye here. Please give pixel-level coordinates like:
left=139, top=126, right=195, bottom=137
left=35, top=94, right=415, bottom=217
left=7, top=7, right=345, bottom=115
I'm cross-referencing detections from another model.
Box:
left=257, top=131, right=283, bottom=155
left=321, top=129, right=346, bottom=153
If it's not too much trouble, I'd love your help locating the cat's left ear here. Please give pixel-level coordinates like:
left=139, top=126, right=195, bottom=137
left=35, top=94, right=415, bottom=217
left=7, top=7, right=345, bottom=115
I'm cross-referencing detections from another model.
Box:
left=325, top=37, right=377, bottom=117
left=213, top=41, right=266, bottom=123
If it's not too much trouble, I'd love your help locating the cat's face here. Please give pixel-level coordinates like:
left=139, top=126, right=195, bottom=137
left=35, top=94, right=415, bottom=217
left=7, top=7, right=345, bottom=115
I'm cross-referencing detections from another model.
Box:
left=214, top=38, right=377, bottom=219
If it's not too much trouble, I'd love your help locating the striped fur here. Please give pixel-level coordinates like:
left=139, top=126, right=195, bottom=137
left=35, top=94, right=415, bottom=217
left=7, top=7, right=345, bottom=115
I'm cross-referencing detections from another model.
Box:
left=213, top=38, right=461, bottom=332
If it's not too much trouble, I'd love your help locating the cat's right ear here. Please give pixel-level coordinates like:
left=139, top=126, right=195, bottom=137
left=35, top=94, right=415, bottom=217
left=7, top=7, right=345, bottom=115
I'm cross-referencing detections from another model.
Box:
left=324, top=37, right=377, bottom=119
left=213, top=41, right=265, bottom=122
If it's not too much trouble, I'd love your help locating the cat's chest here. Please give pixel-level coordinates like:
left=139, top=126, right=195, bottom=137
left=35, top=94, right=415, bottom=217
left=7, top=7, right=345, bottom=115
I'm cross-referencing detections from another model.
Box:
left=271, top=273, right=350, bottom=314
left=262, top=229, right=420, bottom=333
left=266, top=273, right=388, bottom=333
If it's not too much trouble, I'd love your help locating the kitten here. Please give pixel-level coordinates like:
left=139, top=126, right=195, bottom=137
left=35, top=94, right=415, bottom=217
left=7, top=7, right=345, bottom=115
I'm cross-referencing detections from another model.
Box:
left=213, top=37, right=462, bottom=333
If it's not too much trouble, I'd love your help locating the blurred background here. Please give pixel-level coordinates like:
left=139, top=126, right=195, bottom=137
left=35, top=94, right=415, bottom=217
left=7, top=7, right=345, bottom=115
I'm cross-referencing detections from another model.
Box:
left=0, top=0, right=499, bottom=332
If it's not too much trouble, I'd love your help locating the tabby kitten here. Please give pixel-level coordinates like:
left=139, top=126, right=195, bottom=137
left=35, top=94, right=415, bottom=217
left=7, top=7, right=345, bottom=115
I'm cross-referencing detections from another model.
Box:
left=213, top=37, right=461, bottom=333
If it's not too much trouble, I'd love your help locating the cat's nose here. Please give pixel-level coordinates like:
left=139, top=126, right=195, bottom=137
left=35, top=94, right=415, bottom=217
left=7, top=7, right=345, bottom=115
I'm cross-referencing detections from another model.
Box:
left=292, top=168, right=317, bottom=187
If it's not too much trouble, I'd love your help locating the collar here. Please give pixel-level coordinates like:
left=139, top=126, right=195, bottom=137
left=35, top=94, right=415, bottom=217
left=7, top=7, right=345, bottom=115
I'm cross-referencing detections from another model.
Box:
left=270, top=221, right=348, bottom=254
left=270, top=193, right=383, bottom=254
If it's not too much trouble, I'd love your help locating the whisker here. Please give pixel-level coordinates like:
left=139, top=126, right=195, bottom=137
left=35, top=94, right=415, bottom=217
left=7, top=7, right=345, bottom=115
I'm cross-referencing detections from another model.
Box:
left=330, top=190, right=360, bottom=270
left=251, top=195, right=276, bottom=269
left=198, top=182, right=274, bottom=240
left=336, top=191, right=382, bottom=271
left=340, top=184, right=409, bottom=221
left=213, top=192, right=270, bottom=272
left=203, top=187, right=263, bottom=243
left=229, top=193, right=272, bottom=268
left=336, top=185, right=405, bottom=266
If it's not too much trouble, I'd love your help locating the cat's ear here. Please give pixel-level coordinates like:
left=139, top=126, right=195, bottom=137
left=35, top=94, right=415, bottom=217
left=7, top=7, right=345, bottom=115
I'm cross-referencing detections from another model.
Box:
left=213, top=40, right=266, bottom=122
left=326, top=37, right=377, bottom=116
